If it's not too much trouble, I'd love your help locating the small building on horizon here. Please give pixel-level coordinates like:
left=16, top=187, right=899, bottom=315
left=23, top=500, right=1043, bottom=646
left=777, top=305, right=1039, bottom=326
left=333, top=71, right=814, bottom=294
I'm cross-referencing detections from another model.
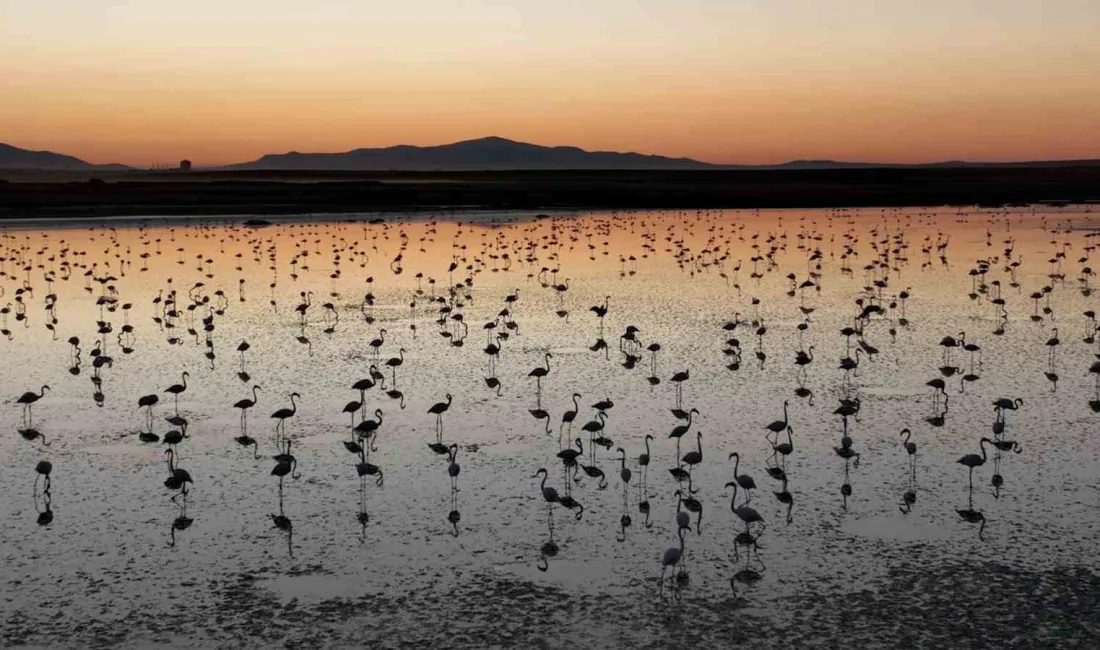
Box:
left=179, top=159, right=192, bottom=172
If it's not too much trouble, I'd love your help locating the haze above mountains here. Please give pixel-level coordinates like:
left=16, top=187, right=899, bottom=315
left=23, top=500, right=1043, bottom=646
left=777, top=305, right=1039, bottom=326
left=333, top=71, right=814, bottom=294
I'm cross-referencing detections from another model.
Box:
left=1, top=137, right=1097, bottom=172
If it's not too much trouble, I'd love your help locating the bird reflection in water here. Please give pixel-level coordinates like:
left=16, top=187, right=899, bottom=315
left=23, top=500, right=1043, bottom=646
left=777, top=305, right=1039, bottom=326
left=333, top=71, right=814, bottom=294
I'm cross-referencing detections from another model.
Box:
left=989, top=403, right=1023, bottom=498
left=646, top=342, right=661, bottom=385
left=169, top=499, right=193, bottom=547
left=385, top=389, right=405, bottom=409
left=271, top=505, right=294, bottom=557
left=529, top=408, right=552, bottom=435
left=355, top=454, right=384, bottom=487
left=840, top=464, right=854, bottom=510
left=444, top=443, right=461, bottom=536
left=957, top=485, right=987, bottom=541
left=34, top=459, right=52, bottom=496
left=730, top=554, right=765, bottom=599
left=1090, top=383, right=1100, bottom=413
left=356, top=481, right=370, bottom=543
left=774, top=479, right=794, bottom=524
left=991, top=452, right=1005, bottom=499
left=351, top=419, right=383, bottom=540
left=793, top=377, right=814, bottom=406
left=989, top=440, right=1022, bottom=499
left=615, top=447, right=632, bottom=542
left=536, top=537, right=558, bottom=573
left=675, top=489, right=703, bottom=535
left=269, top=437, right=300, bottom=555
left=725, top=481, right=764, bottom=570
left=897, top=428, right=919, bottom=513
left=36, top=489, right=54, bottom=526
left=19, top=428, right=48, bottom=446
left=635, top=433, right=651, bottom=503
left=533, top=467, right=569, bottom=572
left=68, top=336, right=82, bottom=375
left=295, top=323, right=312, bottom=357
left=34, top=460, right=54, bottom=525
left=164, top=449, right=193, bottom=503
left=484, top=375, right=503, bottom=396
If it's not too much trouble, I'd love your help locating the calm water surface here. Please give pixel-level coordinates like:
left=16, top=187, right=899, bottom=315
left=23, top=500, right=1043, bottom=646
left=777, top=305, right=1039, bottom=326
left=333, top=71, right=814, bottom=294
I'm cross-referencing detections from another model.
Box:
left=2, top=207, right=1099, bottom=648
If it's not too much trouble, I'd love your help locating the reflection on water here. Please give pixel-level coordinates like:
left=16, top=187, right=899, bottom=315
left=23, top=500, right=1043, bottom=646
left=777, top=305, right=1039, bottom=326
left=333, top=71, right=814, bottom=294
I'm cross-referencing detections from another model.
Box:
left=2, top=206, right=1100, bottom=646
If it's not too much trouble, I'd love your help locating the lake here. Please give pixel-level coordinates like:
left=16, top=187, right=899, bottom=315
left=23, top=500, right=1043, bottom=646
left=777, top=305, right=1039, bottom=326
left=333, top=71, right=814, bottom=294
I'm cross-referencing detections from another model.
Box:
left=2, top=206, right=1099, bottom=647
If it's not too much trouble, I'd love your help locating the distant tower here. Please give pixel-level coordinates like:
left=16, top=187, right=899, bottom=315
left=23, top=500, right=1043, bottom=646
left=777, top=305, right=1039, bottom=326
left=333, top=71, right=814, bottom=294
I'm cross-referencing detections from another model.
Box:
left=179, top=159, right=192, bottom=172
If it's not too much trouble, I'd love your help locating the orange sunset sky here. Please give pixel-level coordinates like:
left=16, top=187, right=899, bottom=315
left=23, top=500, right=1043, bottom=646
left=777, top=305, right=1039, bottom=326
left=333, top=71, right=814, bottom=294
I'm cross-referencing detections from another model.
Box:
left=1, top=1, right=1098, bottom=166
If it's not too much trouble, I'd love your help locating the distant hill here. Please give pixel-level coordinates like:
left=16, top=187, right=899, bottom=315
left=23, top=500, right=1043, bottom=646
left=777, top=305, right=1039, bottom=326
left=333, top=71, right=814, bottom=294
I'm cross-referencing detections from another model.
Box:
left=230, top=136, right=722, bottom=171
left=229, top=138, right=1100, bottom=171
left=0, top=143, right=130, bottom=171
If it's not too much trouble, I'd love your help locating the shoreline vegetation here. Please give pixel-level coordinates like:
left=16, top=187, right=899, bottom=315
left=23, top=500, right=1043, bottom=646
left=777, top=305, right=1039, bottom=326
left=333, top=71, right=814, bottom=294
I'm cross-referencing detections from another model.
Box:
left=1, top=166, right=1098, bottom=219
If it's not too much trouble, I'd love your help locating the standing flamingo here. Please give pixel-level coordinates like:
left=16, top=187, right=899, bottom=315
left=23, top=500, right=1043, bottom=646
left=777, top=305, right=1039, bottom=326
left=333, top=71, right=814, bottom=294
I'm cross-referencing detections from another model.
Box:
left=234, top=385, right=261, bottom=435
left=16, top=385, right=49, bottom=428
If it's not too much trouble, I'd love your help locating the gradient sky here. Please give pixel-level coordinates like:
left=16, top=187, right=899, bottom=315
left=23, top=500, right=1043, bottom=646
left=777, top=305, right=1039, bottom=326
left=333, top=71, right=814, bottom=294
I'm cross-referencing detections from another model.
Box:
left=2, top=0, right=1098, bottom=166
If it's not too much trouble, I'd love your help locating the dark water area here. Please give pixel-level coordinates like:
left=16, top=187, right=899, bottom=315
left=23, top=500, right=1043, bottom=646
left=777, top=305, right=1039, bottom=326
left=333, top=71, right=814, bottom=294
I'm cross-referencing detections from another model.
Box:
left=1, top=206, right=1099, bottom=648
left=3, top=165, right=1100, bottom=218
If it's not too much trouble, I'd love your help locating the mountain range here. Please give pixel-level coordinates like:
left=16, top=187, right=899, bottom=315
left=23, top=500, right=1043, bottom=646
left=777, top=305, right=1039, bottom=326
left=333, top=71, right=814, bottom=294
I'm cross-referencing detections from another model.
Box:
left=0, top=143, right=131, bottom=171
left=228, top=136, right=719, bottom=171
left=2, top=137, right=1097, bottom=172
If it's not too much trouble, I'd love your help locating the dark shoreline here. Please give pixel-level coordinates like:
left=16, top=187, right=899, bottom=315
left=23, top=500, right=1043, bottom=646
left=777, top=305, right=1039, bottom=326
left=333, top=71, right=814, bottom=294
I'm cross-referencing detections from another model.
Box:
left=1, top=166, right=1098, bottom=218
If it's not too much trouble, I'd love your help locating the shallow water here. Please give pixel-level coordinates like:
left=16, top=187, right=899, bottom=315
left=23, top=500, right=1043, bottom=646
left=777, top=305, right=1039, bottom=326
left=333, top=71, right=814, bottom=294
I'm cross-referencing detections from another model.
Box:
left=2, top=206, right=1100, bottom=648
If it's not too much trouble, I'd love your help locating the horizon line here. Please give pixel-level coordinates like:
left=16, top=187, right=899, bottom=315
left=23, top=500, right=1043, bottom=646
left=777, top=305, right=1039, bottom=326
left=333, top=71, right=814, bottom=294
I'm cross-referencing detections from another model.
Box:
left=3, top=135, right=1099, bottom=169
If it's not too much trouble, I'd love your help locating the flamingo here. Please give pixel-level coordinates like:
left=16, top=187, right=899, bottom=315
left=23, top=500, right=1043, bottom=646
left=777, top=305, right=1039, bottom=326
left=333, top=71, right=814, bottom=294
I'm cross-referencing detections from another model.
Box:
left=560, top=393, right=581, bottom=433
left=616, top=447, right=631, bottom=487
left=165, top=372, right=189, bottom=411
left=355, top=409, right=384, bottom=447
left=233, top=385, right=261, bottom=434
left=764, top=400, right=789, bottom=436
left=638, top=434, right=653, bottom=483
left=16, top=385, right=49, bottom=428
left=271, top=392, right=301, bottom=438
left=137, top=393, right=159, bottom=431
left=957, top=438, right=993, bottom=488
left=770, top=426, right=794, bottom=467
left=369, top=328, right=386, bottom=356
left=724, top=481, right=765, bottom=534
left=428, top=393, right=452, bottom=438
left=385, top=348, right=405, bottom=386
left=681, top=431, right=703, bottom=477
left=728, top=452, right=756, bottom=502
left=528, top=352, right=552, bottom=394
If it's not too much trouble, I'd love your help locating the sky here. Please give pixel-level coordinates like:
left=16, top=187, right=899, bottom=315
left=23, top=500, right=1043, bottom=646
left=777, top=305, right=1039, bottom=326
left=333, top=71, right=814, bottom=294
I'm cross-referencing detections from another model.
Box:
left=1, top=0, right=1098, bottom=166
